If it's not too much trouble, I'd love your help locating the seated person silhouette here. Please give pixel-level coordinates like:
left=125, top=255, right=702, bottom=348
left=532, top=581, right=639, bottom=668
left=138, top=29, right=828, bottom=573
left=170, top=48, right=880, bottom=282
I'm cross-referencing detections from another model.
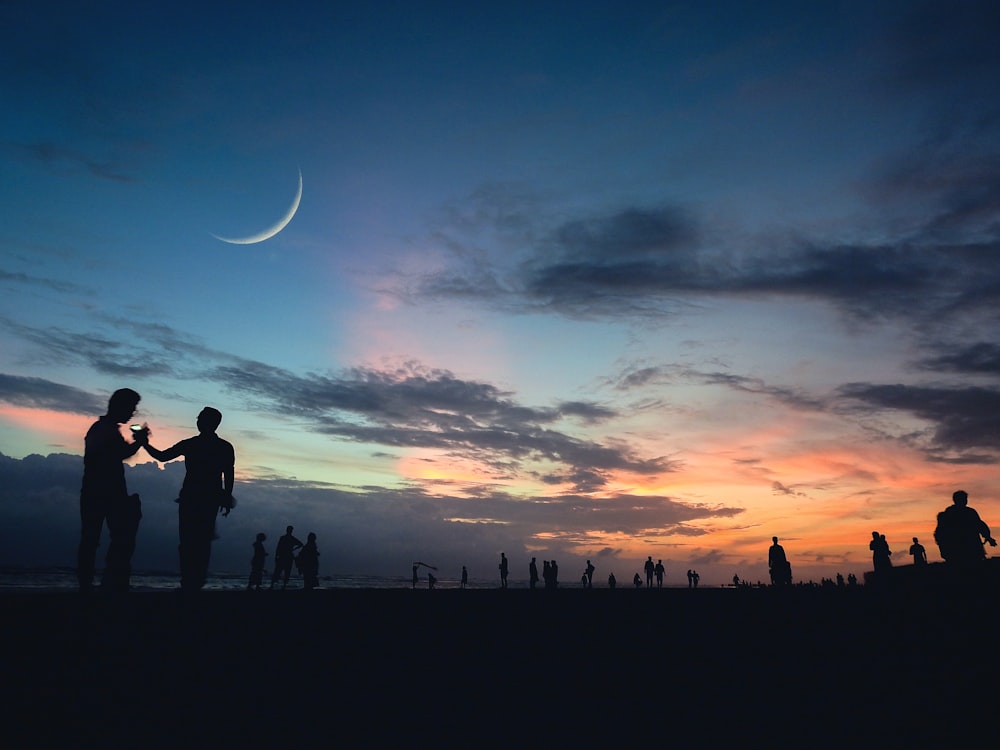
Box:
left=934, top=490, right=997, bottom=565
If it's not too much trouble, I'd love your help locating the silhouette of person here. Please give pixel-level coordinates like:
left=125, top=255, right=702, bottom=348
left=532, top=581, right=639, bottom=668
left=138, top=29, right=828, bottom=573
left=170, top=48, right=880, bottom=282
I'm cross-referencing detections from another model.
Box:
left=869, top=531, right=892, bottom=573
left=769, top=537, right=791, bottom=586
left=78, top=388, right=146, bottom=592
left=654, top=560, right=665, bottom=588
left=529, top=557, right=539, bottom=589
left=732, top=574, right=740, bottom=588
left=248, top=532, right=267, bottom=591
left=272, top=526, right=303, bottom=589
left=692, top=570, right=700, bottom=588
left=644, top=556, right=655, bottom=588
left=687, top=569, right=694, bottom=588
left=143, top=407, right=235, bottom=592
left=297, top=533, right=320, bottom=590
left=412, top=564, right=419, bottom=589
left=499, top=552, right=509, bottom=589
left=427, top=572, right=437, bottom=589
left=461, top=565, right=468, bottom=589
left=542, top=560, right=552, bottom=589
left=550, top=559, right=559, bottom=588
left=909, top=537, right=927, bottom=566
left=585, top=560, right=595, bottom=589
left=608, top=572, right=616, bottom=589
left=934, top=490, right=997, bottom=565
left=633, top=573, right=643, bottom=589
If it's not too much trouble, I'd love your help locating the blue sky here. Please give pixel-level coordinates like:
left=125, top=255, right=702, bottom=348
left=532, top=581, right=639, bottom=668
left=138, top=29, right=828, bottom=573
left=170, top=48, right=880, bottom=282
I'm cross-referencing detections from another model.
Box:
left=2, top=1, right=1000, bottom=585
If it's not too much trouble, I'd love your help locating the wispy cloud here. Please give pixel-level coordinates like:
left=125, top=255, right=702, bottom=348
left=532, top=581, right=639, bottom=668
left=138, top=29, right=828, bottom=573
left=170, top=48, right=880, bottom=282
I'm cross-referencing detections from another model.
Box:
left=0, top=374, right=103, bottom=414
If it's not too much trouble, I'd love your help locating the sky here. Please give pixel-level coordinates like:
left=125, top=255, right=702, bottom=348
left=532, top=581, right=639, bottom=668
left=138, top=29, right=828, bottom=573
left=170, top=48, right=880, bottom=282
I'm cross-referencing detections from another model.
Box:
left=2, top=1, right=1000, bottom=586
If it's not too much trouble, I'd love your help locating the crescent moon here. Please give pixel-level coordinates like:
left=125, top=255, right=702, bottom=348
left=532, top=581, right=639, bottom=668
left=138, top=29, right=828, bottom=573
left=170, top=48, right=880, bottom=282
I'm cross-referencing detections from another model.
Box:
left=212, top=168, right=303, bottom=245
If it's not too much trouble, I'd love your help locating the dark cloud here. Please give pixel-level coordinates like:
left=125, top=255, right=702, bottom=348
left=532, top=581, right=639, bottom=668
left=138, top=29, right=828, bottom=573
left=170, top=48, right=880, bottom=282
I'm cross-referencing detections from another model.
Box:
left=0, top=315, right=230, bottom=379
left=838, top=381, right=1000, bottom=459
left=402, top=191, right=1000, bottom=329
left=919, top=342, right=1000, bottom=376
left=0, top=373, right=103, bottom=414
left=209, top=359, right=675, bottom=492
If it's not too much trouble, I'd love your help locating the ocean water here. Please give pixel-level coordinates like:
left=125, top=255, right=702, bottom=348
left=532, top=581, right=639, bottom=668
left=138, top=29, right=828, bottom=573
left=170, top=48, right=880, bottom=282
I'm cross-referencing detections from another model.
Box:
left=0, top=566, right=550, bottom=592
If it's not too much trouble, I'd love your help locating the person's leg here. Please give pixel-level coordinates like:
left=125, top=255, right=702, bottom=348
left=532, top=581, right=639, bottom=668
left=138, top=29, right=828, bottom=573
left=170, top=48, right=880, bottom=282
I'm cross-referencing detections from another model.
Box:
left=105, top=493, right=142, bottom=592
left=77, top=494, right=106, bottom=591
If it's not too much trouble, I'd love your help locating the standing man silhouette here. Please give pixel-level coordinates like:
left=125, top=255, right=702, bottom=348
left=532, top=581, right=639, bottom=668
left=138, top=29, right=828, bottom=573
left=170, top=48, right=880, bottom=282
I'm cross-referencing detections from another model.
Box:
left=529, top=557, right=539, bottom=589
left=769, top=536, right=791, bottom=586
left=143, top=407, right=235, bottom=591
left=273, top=526, right=304, bottom=589
left=78, top=388, right=145, bottom=592
left=499, top=552, right=509, bottom=589
left=909, top=537, right=927, bottom=566
left=644, top=556, right=655, bottom=588
left=654, top=559, right=665, bottom=588
left=585, top=560, right=596, bottom=588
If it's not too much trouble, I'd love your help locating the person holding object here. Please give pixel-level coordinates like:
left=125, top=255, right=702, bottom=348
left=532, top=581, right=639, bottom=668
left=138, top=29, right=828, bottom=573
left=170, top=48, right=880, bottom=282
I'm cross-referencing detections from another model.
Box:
left=78, top=388, right=146, bottom=592
left=141, top=407, right=235, bottom=591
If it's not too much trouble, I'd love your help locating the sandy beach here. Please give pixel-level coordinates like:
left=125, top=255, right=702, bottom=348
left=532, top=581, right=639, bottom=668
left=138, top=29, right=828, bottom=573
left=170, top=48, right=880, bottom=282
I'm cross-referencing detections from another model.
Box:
left=2, top=578, right=995, bottom=747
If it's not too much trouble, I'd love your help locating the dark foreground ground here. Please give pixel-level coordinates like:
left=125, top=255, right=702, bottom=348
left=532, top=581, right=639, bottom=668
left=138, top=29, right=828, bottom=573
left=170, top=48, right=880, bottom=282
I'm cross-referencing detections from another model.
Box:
left=2, top=575, right=997, bottom=747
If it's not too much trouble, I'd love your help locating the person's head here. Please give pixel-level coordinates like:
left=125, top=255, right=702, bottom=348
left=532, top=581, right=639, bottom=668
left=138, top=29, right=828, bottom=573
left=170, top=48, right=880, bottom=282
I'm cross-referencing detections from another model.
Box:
left=772, top=536, right=779, bottom=544
left=872, top=531, right=880, bottom=539
left=953, top=490, right=969, bottom=506
left=106, top=388, right=141, bottom=423
left=256, top=532, right=266, bottom=542
left=286, top=525, right=294, bottom=534
left=197, top=406, right=223, bottom=433
left=307, top=532, right=316, bottom=543
left=913, top=537, right=919, bottom=543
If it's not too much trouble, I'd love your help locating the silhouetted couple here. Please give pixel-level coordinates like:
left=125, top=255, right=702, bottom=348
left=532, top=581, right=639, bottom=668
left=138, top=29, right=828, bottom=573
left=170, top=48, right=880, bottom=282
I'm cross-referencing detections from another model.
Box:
left=542, top=559, right=559, bottom=588
left=870, top=532, right=892, bottom=573
left=77, top=390, right=235, bottom=593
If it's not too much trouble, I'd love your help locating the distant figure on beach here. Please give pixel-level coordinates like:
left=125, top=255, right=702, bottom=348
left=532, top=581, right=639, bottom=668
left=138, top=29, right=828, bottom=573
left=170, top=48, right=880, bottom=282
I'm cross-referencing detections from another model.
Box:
left=248, top=533, right=267, bottom=591
left=143, top=407, right=235, bottom=592
left=499, top=552, right=509, bottom=589
left=732, top=574, right=740, bottom=588
left=413, top=564, right=419, bottom=589
left=644, top=556, right=655, bottom=588
left=692, top=570, right=700, bottom=588
left=297, top=533, right=320, bottom=590
left=934, top=490, right=997, bottom=565
left=550, top=560, right=559, bottom=588
left=633, top=573, right=643, bottom=589
left=428, top=572, right=437, bottom=589
left=608, top=572, right=616, bottom=589
left=654, top=560, right=665, bottom=588
left=272, top=526, right=303, bottom=590
left=529, top=557, right=539, bottom=589
left=687, top=569, right=694, bottom=588
left=585, top=560, right=595, bottom=588
left=870, top=532, right=892, bottom=573
left=461, top=565, right=468, bottom=589
left=78, top=388, right=146, bottom=592
left=909, top=537, right=927, bottom=566
left=769, top=537, right=792, bottom=586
